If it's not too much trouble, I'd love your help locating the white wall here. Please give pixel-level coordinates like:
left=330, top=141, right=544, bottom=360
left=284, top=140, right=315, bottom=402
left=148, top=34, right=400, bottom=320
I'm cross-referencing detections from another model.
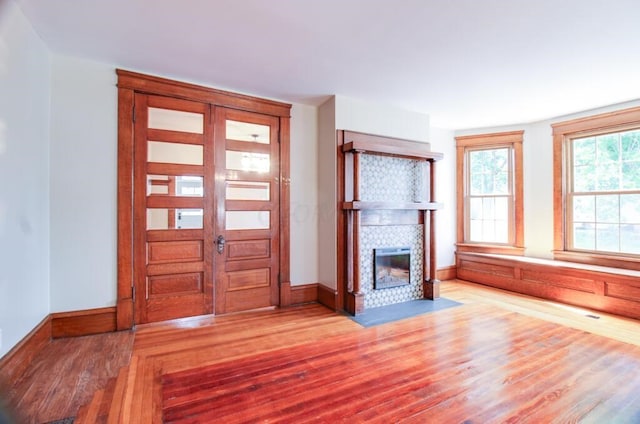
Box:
left=455, top=99, right=640, bottom=259
left=334, top=95, right=430, bottom=141
left=0, top=0, right=51, bottom=356
left=429, top=127, right=456, bottom=267
left=317, top=97, right=337, bottom=288
left=289, top=103, right=319, bottom=285
left=49, top=54, right=118, bottom=312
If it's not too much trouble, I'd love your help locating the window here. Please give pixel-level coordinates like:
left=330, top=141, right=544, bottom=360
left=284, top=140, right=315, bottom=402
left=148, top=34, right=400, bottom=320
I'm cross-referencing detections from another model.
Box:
left=456, top=131, right=524, bottom=254
left=553, top=106, right=640, bottom=269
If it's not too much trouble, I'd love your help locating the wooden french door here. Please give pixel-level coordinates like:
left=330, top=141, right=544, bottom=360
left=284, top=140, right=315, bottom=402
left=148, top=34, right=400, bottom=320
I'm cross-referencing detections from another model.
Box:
left=132, top=94, right=280, bottom=323
left=213, top=108, right=280, bottom=314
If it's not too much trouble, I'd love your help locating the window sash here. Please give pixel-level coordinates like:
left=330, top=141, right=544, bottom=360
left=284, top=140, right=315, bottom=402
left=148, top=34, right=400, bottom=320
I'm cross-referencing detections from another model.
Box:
left=565, top=131, right=640, bottom=257
left=464, top=146, right=515, bottom=245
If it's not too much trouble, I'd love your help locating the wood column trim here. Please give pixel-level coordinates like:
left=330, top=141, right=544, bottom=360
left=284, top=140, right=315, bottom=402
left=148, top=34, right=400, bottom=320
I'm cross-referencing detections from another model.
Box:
left=427, top=160, right=440, bottom=298
left=279, top=115, right=292, bottom=306
left=280, top=281, right=292, bottom=307
left=116, top=86, right=135, bottom=330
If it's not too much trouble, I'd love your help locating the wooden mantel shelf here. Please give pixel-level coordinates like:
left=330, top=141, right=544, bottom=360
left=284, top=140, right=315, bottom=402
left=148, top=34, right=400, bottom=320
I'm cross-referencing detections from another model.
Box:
left=342, top=201, right=443, bottom=211
left=342, top=138, right=443, bottom=161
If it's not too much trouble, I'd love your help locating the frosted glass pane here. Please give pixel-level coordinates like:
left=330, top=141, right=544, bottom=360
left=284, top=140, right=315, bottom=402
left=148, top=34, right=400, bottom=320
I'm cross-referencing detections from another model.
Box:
left=147, top=175, right=203, bottom=197
left=147, top=208, right=203, bottom=230
left=226, top=211, right=270, bottom=230
left=147, top=175, right=170, bottom=195
left=226, top=150, right=270, bottom=173
left=226, top=181, right=270, bottom=200
left=176, top=176, right=204, bottom=197
left=148, top=107, right=203, bottom=134
left=148, top=141, right=203, bottom=165
left=147, top=208, right=169, bottom=230
left=226, top=120, right=269, bottom=143
left=176, top=209, right=204, bottom=229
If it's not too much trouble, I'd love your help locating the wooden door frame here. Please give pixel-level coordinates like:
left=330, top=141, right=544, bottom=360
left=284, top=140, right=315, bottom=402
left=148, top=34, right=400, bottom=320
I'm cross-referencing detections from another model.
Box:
left=116, top=69, right=292, bottom=330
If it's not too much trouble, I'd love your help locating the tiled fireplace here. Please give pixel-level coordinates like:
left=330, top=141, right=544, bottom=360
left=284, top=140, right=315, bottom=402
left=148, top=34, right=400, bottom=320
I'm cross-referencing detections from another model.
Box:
left=339, top=130, right=443, bottom=315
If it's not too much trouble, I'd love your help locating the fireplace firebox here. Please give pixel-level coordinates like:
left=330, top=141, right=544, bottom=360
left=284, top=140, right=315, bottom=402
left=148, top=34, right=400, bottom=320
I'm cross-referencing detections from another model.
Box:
left=374, top=247, right=411, bottom=289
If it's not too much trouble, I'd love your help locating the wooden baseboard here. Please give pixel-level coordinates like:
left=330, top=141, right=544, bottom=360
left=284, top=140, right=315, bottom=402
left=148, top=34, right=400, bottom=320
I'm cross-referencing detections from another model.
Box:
left=290, top=283, right=319, bottom=305
left=0, top=315, right=51, bottom=385
left=318, top=284, right=338, bottom=310
left=51, top=307, right=117, bottom=338
left=437, top=265, right=457, bottom=281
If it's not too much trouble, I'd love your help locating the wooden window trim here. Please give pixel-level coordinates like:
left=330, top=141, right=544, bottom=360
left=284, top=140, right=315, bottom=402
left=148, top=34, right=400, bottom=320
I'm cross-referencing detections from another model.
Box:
left=552, top=106, right=640, bottom=270
left=455, top=130, right=524, bottom=255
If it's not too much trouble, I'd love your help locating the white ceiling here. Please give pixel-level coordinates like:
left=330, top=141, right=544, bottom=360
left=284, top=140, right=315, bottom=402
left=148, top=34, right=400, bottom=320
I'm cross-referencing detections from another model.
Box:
left=10, top=0, right=640, bottom=129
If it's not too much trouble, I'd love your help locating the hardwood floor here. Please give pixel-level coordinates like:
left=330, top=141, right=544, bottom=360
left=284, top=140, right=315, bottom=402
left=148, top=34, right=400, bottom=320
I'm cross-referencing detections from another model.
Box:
left=4, top=280, right=640, bottom=423
left=2, top=330, right=134, bottom=423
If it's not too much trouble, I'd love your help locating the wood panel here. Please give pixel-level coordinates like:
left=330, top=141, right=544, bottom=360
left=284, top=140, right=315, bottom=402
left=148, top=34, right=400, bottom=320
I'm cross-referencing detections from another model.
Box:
left=521, top=268, right=596, bottom=293
left=457, top=252, right=640, bottom=321
left=226, top=239, right=270, bottom=260
left=148, top=273, right=203, bottom=296
left=51, top=307, right=117, bottom=339
left=147, top=240, right=203, bottom=264
left=605, top=279, right=640, bottom=303
left=227, top=268, right=270, bottom=290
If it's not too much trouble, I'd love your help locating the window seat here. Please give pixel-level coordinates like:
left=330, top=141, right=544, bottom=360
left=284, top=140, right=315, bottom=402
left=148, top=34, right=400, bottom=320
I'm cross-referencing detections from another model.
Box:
left=456, top=251, right=640, bottom=321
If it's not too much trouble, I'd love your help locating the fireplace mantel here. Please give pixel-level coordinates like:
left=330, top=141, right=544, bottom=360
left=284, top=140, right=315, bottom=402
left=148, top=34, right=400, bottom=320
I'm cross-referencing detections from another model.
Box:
left=337, top=130, right=444, bottom=315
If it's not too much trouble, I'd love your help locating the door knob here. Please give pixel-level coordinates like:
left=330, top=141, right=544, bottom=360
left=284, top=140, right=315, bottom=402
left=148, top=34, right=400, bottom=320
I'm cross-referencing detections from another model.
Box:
left=216, top=235, right=226, bottom=254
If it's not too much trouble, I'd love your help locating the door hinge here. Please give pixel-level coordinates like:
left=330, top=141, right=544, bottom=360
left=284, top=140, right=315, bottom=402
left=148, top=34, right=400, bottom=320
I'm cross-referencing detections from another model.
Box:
left=132, top=285, right=136, bottom=301
left=132, top=105, right=136, bottom=123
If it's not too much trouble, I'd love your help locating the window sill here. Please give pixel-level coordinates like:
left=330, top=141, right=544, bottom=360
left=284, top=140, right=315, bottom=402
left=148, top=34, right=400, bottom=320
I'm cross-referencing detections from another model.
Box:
left=553, top=250, right=640, bottom=272
left=456, top=243, right=525, bottom=256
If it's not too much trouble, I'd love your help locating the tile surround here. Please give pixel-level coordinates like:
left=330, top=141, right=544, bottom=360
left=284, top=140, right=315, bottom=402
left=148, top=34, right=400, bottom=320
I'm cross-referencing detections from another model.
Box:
left=359, top=154, right=426, bottom=309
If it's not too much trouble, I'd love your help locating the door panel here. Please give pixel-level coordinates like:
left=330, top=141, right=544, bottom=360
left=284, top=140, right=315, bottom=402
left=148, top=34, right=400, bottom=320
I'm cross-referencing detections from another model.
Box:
left=214, top=108, right=280, bottom=314
left=133, top=94, right=214, bottom=324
